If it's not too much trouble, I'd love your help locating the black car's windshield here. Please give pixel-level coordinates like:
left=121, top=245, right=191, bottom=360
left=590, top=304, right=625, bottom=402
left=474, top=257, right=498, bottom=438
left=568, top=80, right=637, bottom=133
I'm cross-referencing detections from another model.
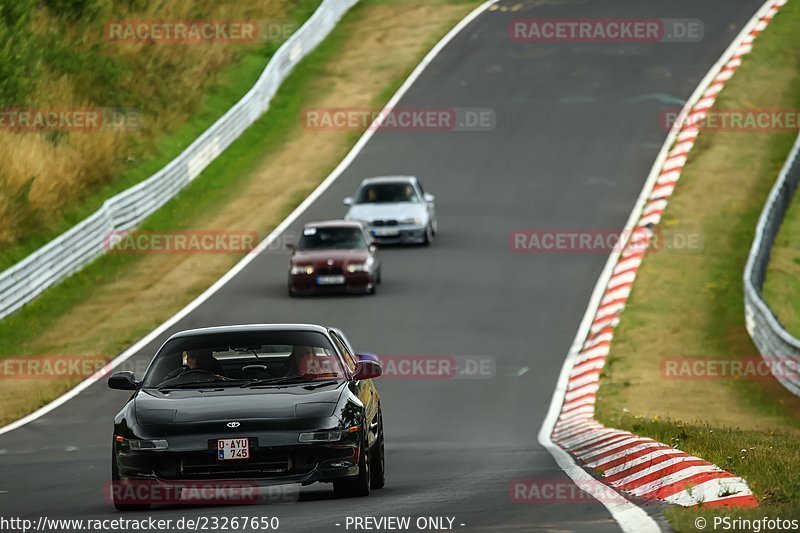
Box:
left=143, top=330, right=346, bottom=389
left=297, top=226, right=367, bottom=251
left=355, top=182, right=419, bottom=204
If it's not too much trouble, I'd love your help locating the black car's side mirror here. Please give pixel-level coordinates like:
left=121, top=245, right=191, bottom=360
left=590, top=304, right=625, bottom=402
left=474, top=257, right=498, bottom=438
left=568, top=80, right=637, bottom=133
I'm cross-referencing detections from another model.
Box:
left=354, top=360, right=383, bottom=380
left=108, top=371, right=139, bottom=390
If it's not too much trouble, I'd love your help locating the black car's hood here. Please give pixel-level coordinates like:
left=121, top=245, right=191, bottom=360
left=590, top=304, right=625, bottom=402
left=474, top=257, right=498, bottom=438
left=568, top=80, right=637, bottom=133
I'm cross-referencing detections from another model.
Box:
left=134, top=382, right=345, bottom=425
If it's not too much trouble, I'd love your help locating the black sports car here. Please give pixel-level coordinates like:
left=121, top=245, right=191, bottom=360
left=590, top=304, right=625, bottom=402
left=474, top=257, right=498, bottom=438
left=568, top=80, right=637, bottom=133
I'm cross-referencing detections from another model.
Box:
left=108, top=324, right=384, bottom=511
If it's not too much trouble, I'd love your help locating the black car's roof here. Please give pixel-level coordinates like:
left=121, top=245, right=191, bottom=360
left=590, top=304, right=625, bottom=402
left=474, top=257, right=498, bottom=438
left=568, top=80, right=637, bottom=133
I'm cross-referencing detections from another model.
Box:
left=167, top=324, right=331, bottom=340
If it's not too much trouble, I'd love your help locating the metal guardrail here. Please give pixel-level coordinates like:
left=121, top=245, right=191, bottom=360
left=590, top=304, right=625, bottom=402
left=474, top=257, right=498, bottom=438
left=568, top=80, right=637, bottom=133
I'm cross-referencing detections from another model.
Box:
left=744, top=131, right=800, bottom=396
left=0, top=0, right=358, bottom=321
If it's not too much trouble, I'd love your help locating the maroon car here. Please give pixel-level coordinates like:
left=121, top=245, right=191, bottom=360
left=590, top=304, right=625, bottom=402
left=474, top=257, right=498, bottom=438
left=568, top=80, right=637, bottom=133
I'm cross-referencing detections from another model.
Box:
left=288, top=221, right=381, bottom=296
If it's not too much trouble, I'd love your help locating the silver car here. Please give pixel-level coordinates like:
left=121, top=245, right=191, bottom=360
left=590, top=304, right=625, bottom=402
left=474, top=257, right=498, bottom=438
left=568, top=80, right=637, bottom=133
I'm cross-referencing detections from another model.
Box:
left=343, top=176, right=438, bottom=245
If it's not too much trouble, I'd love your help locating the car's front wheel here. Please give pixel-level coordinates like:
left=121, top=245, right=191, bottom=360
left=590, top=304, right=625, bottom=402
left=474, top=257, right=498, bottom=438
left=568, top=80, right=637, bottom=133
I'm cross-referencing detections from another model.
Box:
left=422, top=223, right=434, bottom=246
left=111, top=447, right=151, bottom=512
left=370, top=411, right=385, bottom=489
left=333, top=426, right=371, bottom=498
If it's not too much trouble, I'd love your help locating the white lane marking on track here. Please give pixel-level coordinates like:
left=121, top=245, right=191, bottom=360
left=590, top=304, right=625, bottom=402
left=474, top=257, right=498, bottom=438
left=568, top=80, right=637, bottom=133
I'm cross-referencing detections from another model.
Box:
left=537, top=1, right=783, bottom=531
left=517, top=367, right=529, bottom=376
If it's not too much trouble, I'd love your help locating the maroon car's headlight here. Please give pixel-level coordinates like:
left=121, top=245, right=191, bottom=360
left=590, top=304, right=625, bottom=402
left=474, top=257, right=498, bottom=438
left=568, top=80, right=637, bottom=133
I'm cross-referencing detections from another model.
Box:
left=346, top=257, right=374, bottom=273
left=291, top=265, right=314, bottom=275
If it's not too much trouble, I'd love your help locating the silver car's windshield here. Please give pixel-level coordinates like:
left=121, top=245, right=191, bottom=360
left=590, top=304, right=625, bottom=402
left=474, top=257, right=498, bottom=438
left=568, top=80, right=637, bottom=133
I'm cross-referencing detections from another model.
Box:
left=356, top=182, right=420, bottom=204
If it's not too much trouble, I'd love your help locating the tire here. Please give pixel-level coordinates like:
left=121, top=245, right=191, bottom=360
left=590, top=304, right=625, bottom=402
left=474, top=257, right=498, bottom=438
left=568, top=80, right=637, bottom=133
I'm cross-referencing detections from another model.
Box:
left=111, top=446, right=151, bottom=512
left=422, top=224, right=433, bottom=246
left=370, top=411, right=385, bottom=489
left=333, top=425, right=371, bottom=498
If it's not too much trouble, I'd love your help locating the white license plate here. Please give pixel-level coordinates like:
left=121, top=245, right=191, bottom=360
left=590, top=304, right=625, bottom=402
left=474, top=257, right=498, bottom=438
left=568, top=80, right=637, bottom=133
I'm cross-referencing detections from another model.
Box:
left=316, top=275, right=345, bottom=285
left=372, top=227, right=399, bottom=237
left=218, top=438, right=250, bottom=461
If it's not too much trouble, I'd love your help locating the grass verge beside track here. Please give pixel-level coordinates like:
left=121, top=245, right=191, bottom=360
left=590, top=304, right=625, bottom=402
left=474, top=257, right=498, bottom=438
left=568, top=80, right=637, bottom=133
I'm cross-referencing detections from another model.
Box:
left=594, top=2, right=800, bottom=530
left=0, top=0, right=482, bottom=427
left=764, top=152, right=800, bottom=336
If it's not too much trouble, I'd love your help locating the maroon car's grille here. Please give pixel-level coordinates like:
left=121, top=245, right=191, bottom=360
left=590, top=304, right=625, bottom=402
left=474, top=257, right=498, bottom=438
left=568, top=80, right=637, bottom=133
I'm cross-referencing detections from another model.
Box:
left=316, top=266, right=343, bottom=276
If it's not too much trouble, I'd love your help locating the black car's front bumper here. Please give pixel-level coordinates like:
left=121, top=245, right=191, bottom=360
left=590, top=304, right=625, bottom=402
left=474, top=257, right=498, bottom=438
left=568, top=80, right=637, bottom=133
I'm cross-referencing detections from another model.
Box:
left=116, top=440, right=360, bottom=484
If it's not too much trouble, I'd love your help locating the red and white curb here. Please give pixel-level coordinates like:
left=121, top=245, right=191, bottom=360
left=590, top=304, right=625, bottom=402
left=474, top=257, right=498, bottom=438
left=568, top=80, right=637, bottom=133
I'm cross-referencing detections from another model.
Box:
left=545, top=0, right=788, bottom=513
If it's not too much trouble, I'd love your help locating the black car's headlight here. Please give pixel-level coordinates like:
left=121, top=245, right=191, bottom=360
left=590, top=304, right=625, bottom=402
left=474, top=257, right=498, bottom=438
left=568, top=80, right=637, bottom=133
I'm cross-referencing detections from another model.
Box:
left=116, top=435, right=169, bottom=450
left=298, top=429, right=343, bottom=443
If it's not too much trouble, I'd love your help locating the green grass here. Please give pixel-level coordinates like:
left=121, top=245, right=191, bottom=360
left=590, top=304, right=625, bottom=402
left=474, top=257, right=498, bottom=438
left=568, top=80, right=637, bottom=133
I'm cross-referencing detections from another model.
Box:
left=602, top=415, right=800, bottom=530
left=0, top=0, right=322, bottom=270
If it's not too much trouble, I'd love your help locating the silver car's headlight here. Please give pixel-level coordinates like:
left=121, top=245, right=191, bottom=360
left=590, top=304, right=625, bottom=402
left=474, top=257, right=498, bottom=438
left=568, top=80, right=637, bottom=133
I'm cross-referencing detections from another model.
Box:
left=400, top=217, right=424, bottom=225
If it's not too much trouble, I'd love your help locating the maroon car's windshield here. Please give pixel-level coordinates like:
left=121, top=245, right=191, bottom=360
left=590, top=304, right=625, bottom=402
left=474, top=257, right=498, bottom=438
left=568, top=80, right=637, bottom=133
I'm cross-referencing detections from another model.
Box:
left=297, top=226, right=367, bottom=251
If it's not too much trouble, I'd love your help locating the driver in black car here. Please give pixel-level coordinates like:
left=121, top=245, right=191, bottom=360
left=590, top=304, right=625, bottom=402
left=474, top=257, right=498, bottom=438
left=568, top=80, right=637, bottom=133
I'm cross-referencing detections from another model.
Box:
left=284, top=345, right=315, bottom=377
left=161, top=348, right=225, bottom=381
left=186, top=349, right=225, bottom=375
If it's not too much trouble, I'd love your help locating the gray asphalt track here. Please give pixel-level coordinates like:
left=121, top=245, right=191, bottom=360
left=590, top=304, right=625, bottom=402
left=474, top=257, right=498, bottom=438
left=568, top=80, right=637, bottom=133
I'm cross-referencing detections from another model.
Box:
left=0, top=1, right=764, bottom=531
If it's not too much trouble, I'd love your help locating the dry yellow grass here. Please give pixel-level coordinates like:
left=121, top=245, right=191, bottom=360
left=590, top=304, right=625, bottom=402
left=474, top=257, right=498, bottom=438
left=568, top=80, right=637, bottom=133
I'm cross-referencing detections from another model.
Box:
left=0, top=0, right=287, bottom=247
